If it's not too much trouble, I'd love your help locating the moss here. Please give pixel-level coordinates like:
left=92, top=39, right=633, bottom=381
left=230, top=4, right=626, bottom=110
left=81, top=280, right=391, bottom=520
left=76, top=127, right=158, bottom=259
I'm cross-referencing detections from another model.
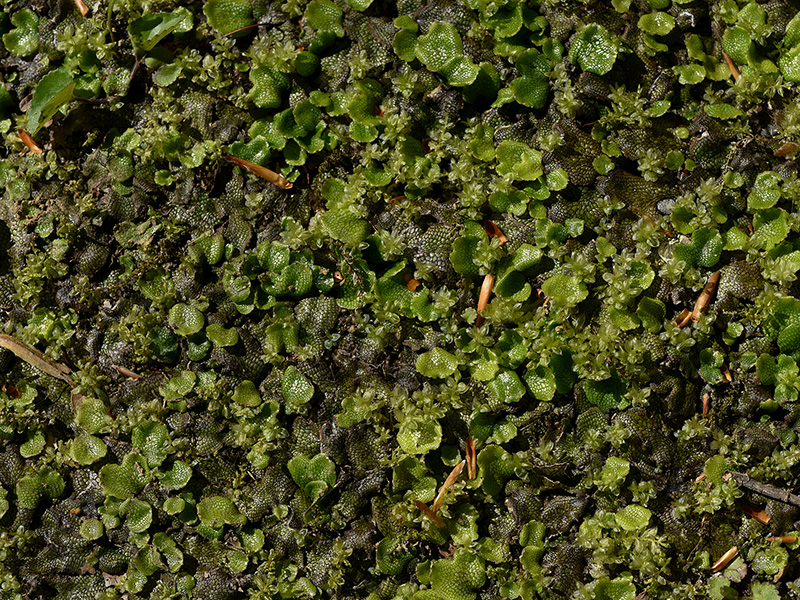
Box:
left=5, top=0, right=800, bottom=597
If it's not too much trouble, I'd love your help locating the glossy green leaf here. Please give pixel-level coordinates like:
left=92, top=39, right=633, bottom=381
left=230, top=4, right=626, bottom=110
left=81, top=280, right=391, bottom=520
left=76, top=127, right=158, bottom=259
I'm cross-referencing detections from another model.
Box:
left=128, top=11, right=185, bottom=55
left=568, top=23, right=619, bottom=75
left=26, top=68, right=76, bottom=135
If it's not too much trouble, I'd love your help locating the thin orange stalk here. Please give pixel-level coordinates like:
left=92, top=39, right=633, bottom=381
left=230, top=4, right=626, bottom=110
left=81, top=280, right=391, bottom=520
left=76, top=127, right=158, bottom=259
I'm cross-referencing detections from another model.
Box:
left=739, top=502, right=770, bottom=525
left=484, top=221, right=508, bottom=246
left=767, top=536, right=797, bottom=543
left=722, top=52, right=741, bottom=81
left=476, top=273, right=494, bottom=327
left=19, top=129, right=42, bottom=154
left=220, top=23, right=261, bottom=38
left=466, top=437, right=476, bottom=480
left=74, top=0, right=89, bottom=16
left=413, top=499, right=445, bottom=528
left=404, top=273, right=420, bottom=291
left=111, top=364, right=142, bottom=379
left=692, top=271, right=720, bottom=321
left=675, top=308, right=692, bottom=328
left=224, top=155, right=293, bottom=189
left=711, top=546, right=738, bottom=572
left=433, top=461, right=465, bottom=513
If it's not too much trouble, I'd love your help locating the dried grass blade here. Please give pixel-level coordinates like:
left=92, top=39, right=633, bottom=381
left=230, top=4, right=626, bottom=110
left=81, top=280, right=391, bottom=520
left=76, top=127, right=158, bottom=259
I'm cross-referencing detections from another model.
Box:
left=711, top=546, right=738, bottom=572
left=739, top=502, right=770, bottom=525
left=18, top=129, right=42, bottom=154
left=466, top=437, right=476, bottom=480
left=722, top=52, right=741, bottom=80
left=476, top=273, right=494, bottom=327
left=692, top=271, right=720, bottom=321
left=414, top=499, right=446, bottom=528
left=224, top=155, right=293, bottom=189
left=112, top=364, right=143, bottom=379
left=0, top=334, right=74, bottom=385
left=484, top=221, right=508, bottom=246
left=776, top=142, right=800, bottom=157
left=675, top=308, right=692, bottom=328
left=433, top=460, right=465, bottom=513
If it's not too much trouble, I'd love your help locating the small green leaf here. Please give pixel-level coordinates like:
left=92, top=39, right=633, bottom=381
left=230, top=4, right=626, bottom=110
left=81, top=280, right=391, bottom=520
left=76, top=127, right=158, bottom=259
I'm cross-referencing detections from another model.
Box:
left=440, top=55, right=480, bottom=87
left=20, top=429, right=45, bottom=458
left=132, top=421, right=170, bottom=469
left=305, top=0, right=344, bottom=37
left=747, top=171, right=782, bottom=211
left=26, top=68, right=76, bottom=135
left=541, top=273, right=588, bottom=309
left=704, top=455, right=728, bottom=487
left=416, top=347, right=460, bottom=378
left=599, top=456, right=630, bottom=487
left=287, top=453, right=337, bottom=500
left=71, top=433, right=108, bottom=465
left=615, top=504, right=652, bottom=531
left=752, top=208, right=789, bottom=250
left=198, top=495, right=247, bottom=527
left=510, top=75, right=549, bottom=109
left=487, top=370, right=526, bottom=404
left=203, top=0, right=255, bottom=37
left=393, top=28, right=418, bottom=62
left=169, top=303, right=205, bottom=336
left=346, top=0, right=373, bottom=10
left=568, top=23, right=619, bottom=75
left=477, top=445, right=518, bottom=495
left=416, top=22, right=463, bottom=72
left=122, top=498, right=153, bottom=533
left=76, top=395, right=112, bottom=434
left=128, top=11, right=185, bottom=55
left=496, top=141, right=543, bottom=180
left=206, top=323, right=239, bottom=347
left=99, top=453, right=149, bottom=499
left=249, top=66, right=289, bottom=109
left=523, top=365, right=556, bottom=401
left=282, top=366, right=314, bottom=411
left=397, top=419, right=442, bottom=455
left=153, top=63, right=182, bottom=86
left=159, top=461, right=192, bottom=491
left=80, top=518, right=104, bottom=540
left=2, top=9, right=39, bottom=57
left=637, top=12, right=675, bottom=36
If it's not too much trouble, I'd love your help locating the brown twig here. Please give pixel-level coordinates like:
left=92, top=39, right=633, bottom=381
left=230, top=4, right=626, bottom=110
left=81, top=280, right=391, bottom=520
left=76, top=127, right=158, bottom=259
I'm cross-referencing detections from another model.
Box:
left=74, top=0, right=89, bottom=16
left=224, top=155, right=293, bottom=189
left=0, top=334, right=74, bottom=385
left=725, top=471, right=800, bottom=508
